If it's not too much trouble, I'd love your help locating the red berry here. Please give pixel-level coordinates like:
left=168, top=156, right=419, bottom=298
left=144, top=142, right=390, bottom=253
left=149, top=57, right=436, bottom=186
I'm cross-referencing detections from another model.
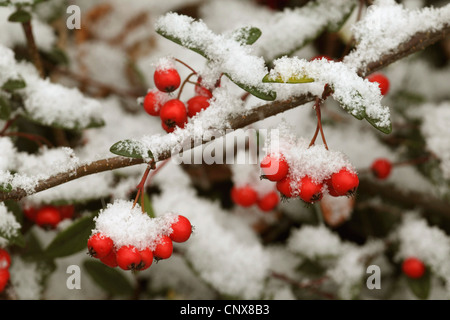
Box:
left=367, top=73, right=390, bottom=96
left=257, top=191, right=280, bottom=212
left=35, top=206, right=61, bottom=229
left=99, top=249, right=118, bottom=268
left=187, top=95, right=210, bottom=118
left=142, top=89, right=169, bottom=116
left=159, top=99, right=187, bottom=133
left=87, top=233, right=114, bottom=259
left=371, top=158, right=392, bottom=180
left=195, top=77, right=213, bottom=99
left=153, top=235, right=173, bottom=260
left=402, top=257, right=426, bottom=279
left=0, top=249, right=11, bottom=270
left=276, top=176, right=294, bottom=198
left=0, top=269, right=10, bottom=292
left=170, top=215, right=192, bottom=243
left=260, top=153, right=289, bottom=181
left=330, top=169, right=359, bottom=196
left=154, top=68, right=181, bottom=93
left=231, top=185, right=258, bottom=207
left=116, top=245, right=142, bottom=271
left=136, top=247, right=153, bottom=271
left=298, top=175, right=323, bottom=203
left=324, top=178, right=340, bottom=197
left=23, top=206, right=37, bottom=221
left=58, top=204, right=75, bottom=220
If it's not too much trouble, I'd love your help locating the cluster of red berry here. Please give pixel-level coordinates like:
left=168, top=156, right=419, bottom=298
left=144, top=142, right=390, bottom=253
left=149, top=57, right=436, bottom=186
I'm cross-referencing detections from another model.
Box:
left=231, top=184, right=280, bottom=212
left=141, top=59, right=217, bottom=133
left=23, top=204, right=75, bottom=230
left=402, top=257, right=426, bottom=279
left=0, top=248, right=11, bottom=293
left=87, top=215, right=192, bottom=271
left=260, top=153, right=359, bottom=204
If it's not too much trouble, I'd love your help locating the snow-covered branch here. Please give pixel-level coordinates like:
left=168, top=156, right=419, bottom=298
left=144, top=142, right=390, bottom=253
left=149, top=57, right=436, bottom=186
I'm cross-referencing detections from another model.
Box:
left=0, top=1, right=449, bottom=203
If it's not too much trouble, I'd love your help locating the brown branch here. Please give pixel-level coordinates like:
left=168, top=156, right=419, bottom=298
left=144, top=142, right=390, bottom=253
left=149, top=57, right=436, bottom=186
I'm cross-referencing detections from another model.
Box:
left=357, top=24, right=450, bottom=77
left=1, top=23, right=449, bottom=202
left=21, top=20, right=45, bottom=78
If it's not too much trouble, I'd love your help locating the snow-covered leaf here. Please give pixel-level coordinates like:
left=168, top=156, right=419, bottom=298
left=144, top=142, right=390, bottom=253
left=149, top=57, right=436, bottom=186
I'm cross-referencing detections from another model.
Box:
left=44, top=214, right=96, bottom=258
left=8, top=9, right=31, bottom=23
left=110, top=139, right=153, bottom=159
left=83, top=260, right=134, bottom=297
left=155, top=13, right=276, bottom=101
left=231, top=26, right=262, bottom=45
left=267, top=56, right=392, bottom=134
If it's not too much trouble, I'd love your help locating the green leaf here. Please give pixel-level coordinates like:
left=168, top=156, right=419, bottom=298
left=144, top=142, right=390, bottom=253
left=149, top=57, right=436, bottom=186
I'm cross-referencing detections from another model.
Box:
left=406, top=270, right=431, bottom=300
left=8, top=9, right=31, bottom=23
left=83, top=260, right=134, bottom=297
left=143, top=192, right=155, bottom=218
left=232, top=26, right=262, bottom=45
left=364, top=115, right=392, bottom=134
left=156, top=29, right=207, bottom=58
left=0, top=97, right=11, bottom=120
left=262, top=73, right=314, bottom=84
left=110, top=139, right=153, bottom=159
left=227, top=75, right=277, bottom=101
left=44, top=214, right=96, bottom=258
left=2, top=78, right=26, bottom=91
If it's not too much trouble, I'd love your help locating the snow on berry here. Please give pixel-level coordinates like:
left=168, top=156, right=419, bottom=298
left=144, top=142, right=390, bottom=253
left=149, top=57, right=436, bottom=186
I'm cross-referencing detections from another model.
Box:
left=91, top=199, right=180, bottom=252
left=152, top=235, right=173, bottom=260
left=153, top=57, right=181, bottom=93
left=141, top=89, right=170, bottom=116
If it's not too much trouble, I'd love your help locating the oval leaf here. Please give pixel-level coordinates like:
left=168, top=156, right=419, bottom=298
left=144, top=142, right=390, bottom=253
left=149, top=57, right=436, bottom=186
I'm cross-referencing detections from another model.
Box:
left=83, top=260, right=134, bottom=297
left=45, top=214, right=96, bottom=258
left=8, top=9, right=31, bottom=23
left=232, top=26, right=262, bottom=45
left=110, top=139, right=153, bottom=159
left=406, top=270, right=431, bottom=300
left=2, top=78, right=26, bottom=91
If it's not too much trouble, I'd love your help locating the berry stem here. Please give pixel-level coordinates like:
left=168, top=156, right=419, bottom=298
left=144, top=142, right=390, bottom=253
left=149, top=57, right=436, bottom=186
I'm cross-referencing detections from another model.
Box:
left=177, top=72, right=197, bottom=100
left=309, top=84, right=333, bottom=149
left=132, top=163, right=154, bottom=212
left=174, top=58, right=197, bottom=74
left=0, top=115, right=19, bottom=136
